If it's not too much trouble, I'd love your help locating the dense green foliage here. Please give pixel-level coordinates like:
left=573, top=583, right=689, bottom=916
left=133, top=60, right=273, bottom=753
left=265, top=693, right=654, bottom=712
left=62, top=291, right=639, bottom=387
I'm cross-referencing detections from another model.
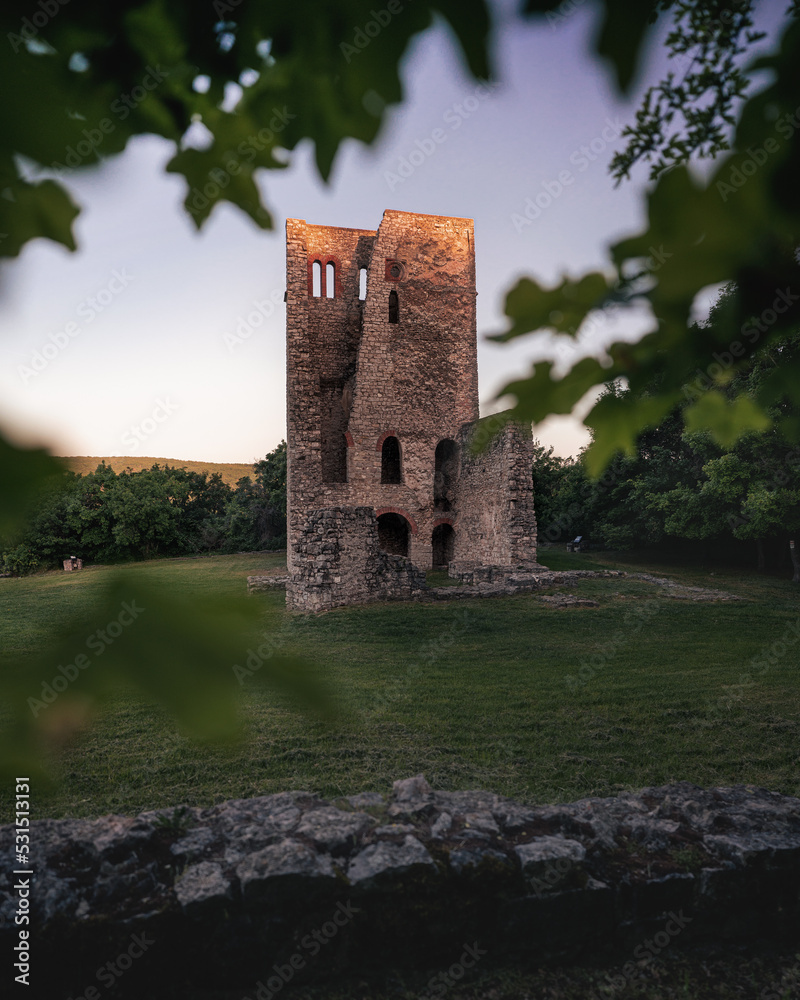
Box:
left=1, top=442, right=288, bottom=574
left=534, top=319, right=800, bottom=572
left=496, top=6, right=800, bottom=474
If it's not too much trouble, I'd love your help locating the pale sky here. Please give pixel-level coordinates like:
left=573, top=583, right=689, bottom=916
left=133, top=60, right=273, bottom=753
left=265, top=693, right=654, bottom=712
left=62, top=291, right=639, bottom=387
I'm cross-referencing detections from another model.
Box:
left=0, top=0, right=789, bottom=465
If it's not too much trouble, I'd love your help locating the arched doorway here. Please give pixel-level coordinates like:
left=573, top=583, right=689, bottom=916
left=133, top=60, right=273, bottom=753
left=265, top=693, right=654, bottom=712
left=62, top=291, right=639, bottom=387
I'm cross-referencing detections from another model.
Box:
left=431, top=523, right=455, bottom=570
left=380, top=436, right=402, bottom=483
left=377, top=512, right=410, bottom=556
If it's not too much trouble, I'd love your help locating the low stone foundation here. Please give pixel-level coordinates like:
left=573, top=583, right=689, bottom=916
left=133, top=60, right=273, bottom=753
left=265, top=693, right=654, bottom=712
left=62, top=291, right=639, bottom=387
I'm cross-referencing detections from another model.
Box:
left=285, top=506, right=426, bottom=611
left=3, top=779, right=798, bottom=996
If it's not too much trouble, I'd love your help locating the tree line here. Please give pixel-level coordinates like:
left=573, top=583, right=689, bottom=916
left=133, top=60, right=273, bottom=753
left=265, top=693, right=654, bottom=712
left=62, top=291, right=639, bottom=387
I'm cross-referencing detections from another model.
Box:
left=1, top=443, right=287, bottom=575
left=534, top=301, right=800, bottom=576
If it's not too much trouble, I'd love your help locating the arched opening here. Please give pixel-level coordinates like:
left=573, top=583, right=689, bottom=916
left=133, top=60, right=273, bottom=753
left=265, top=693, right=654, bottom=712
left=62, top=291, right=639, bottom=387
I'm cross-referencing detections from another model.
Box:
left=388, top=289, right=399, bottom=323
left=377, top=512, right=409, bottom=556
left=325, top=262, right=335, bottom=298
left=434, top=439, right=459, bottom=511
left=358, top=267, right=367, bottom=300
left=311, top=260, right=322, bottom=297
left=380, top=436, right=402, bottom=483
left=431, top=523, right=455, bottom=570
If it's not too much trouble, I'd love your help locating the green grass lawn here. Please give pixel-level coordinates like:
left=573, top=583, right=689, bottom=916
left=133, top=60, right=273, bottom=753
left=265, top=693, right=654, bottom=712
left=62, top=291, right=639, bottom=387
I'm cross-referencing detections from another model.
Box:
left=1, top=549, right=798, bottom=823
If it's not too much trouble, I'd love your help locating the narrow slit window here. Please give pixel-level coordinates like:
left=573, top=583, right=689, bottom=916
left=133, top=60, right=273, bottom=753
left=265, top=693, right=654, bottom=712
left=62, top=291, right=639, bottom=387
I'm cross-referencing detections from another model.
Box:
left=311, top=260, right=321, bottom=297
left=388, top=289, right=399, bottom=323
left=326, top=262, right=335, bottom=298
left=359, top=267, right=367, bottom=300
left=381, top=436, right=402, bottom=484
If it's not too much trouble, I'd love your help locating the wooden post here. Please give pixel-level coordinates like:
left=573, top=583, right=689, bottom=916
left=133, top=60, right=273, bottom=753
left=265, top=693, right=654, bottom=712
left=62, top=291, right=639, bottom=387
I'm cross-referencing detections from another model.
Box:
left=790, top=540, right=800, bottom=584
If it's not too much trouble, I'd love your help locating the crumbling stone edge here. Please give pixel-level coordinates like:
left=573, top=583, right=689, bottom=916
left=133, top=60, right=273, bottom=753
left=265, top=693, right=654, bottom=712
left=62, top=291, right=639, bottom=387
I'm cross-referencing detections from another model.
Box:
left=2, top=778, right=798, bottom=994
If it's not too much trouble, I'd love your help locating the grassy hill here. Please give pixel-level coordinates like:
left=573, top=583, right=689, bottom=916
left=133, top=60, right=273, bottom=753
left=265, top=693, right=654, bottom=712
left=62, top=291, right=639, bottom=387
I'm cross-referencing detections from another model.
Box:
left=60, top=456, right=254, bottom=487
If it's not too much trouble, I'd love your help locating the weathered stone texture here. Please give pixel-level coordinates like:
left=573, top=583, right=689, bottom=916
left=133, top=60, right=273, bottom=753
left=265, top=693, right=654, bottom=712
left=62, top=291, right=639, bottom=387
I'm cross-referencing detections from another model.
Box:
left=285, top=506, right=426, bottom=611
left=285, top=210, right=538, bottom=609
left=453, top=418, right=539, bottom=570
left=4, top=782, right=798, bottom=995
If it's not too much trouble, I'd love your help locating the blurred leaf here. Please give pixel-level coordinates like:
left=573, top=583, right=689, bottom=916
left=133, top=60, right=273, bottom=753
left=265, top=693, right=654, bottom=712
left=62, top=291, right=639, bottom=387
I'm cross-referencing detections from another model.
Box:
left=684, top=391, right=772, bottom=447
left=498, top=357, right=608, bottom=423
left=0, top=178, right=80, bottom=259
left=0, top=432, right=65, bottom=536
left=490, top=273, right=613, bottom=342
left=0, top=571, right=335, bottom=780
left=584, top=389, right=679, bottom=477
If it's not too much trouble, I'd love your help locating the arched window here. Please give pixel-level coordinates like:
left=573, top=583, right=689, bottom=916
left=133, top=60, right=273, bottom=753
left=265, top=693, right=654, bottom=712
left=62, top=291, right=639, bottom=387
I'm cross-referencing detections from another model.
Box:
left=432, top=523, right=455, bottom=570
left=434, top=439, right=459, bottom=511
left=325, top=262, right=335, bottom=298
left=388, top=289, right=399, bottom=323
left=381, top=436, right=402, bottom=483
left=377, top=512, right=409, bottom=556
left=311, top=260, right=321, bottom=297
left=358, top=267, right=367, bottom=301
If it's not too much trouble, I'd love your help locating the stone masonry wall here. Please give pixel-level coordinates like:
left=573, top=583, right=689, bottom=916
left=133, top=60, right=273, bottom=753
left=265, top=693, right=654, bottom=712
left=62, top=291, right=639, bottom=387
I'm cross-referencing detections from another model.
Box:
left=453, top=418, right=539, bottom=570
left=286, top=211, right=480, bottom=583
left=5, top=779, right=799, bottom=997
left=285, top=506, right=426, bottom=612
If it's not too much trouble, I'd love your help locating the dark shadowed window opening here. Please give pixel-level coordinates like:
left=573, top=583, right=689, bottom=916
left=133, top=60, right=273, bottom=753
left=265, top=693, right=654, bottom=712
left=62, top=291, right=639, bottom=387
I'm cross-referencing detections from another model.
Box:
left=359, top=267, right=367, bottom=300
left=325, top=262, right=335, bottom=298
left=311, top=260, right=321, bottom=297
left=388, top=290, right=399, bottom=323
left=381, top=436, right=402, bottom=483
left=431, top=524, right=455, bottom=570
left=377, top=512, right=409, bottom=556
left=434, top=439, right=458, bottom=511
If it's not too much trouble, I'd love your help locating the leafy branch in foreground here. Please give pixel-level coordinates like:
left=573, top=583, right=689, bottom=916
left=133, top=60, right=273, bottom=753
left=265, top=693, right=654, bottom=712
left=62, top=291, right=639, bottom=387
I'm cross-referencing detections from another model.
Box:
left=493, top=15, right=800, bottom=476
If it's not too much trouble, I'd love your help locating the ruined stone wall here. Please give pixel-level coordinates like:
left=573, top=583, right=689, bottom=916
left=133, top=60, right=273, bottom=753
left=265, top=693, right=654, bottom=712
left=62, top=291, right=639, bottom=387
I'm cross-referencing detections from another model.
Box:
left=286, top=506, right=426, bottom=612
left=8, top=780, right=800, bottom=996
left=452, top=418, right=538, bottom=570
left=285, top=219, right=375, bottom=572
left=286, top=211, right=479, bottom=582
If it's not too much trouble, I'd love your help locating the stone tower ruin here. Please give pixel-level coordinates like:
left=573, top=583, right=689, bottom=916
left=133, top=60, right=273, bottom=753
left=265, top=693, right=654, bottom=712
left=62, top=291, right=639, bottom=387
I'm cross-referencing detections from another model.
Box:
left=285, top=209, right=537, bottom=611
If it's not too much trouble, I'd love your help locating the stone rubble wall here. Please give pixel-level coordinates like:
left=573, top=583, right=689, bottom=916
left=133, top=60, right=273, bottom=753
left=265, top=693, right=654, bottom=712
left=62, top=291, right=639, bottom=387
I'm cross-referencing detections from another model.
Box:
left=453, top=419, right=539, bottom=570
left=286, top=211, right=480, bottom=576
left=285, top=506, right=426, bottom=612
left=3, top=779, right=798, bottom=995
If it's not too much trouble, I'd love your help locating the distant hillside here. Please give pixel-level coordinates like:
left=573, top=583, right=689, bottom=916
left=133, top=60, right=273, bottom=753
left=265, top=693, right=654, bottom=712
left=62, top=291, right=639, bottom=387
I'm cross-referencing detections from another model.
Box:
left=60, top=457, right=255, bottom=487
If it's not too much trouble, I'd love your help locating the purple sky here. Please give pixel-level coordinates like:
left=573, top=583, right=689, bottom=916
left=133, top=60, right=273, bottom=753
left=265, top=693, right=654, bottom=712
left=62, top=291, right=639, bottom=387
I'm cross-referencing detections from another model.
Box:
left=0, top=0, right=790, bottom=465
